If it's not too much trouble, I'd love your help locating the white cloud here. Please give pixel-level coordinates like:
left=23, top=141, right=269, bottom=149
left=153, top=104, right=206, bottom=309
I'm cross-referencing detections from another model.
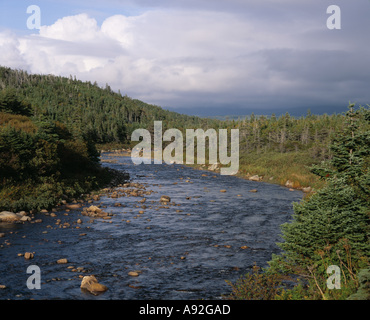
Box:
left=0, top=30, right=28, bottom=70
left=39, top=13, right=100, bottom=42
left=0, top=2, right=369, bottom=114
left=15, top=10, right=267, bottom=94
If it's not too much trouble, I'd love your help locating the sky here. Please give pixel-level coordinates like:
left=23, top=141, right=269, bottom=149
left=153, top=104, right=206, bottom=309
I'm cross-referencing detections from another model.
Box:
left=0, top=0, right=369, bottom=117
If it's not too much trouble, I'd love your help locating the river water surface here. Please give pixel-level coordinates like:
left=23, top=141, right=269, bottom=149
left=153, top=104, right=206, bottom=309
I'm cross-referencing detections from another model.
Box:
left=0, top=154, right=302, bottom=300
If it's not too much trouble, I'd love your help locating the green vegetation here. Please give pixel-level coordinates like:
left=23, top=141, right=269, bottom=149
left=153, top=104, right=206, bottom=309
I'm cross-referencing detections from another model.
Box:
left=0, top=85, right=120, bottom=212
left=235, top=110, right=348, bottom=189
left=224, top=264, right=284, bottom=300
left=226, top=105, right=370, bottom=300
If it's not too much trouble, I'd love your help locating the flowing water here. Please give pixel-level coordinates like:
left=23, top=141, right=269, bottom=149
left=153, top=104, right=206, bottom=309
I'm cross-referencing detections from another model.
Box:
left=0, top=154, right=302, bottom=300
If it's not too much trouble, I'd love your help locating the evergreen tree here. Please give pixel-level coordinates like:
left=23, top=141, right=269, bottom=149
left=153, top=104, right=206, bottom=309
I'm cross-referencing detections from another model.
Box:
left=0, top=88, right=32, bottom=116
left=311, top=105, right=370, bottom=203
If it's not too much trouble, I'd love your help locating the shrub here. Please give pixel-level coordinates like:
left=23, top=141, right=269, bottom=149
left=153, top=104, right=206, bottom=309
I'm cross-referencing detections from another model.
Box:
left=224, top=264, right=283, bottom=300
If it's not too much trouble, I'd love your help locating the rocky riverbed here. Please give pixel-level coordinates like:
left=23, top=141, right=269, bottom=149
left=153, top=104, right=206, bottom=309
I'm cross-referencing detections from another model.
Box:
left=0, top=153, right=303, bottom=300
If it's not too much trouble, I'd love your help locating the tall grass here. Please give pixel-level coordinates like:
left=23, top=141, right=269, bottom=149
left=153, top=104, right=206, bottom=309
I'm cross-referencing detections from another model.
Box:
left=238, top=150, right=325, bottom=190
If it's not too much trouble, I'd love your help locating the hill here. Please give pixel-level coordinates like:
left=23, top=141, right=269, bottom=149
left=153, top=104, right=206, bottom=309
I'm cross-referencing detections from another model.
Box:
left=0, top=66, right=215, bottom=147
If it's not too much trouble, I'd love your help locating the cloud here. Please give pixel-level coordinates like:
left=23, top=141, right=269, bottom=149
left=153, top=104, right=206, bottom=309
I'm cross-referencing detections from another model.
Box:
left=39, top=13, right=100, bottom=41
left=0, top=1, right=369, bottom=115
left=0, top=30, right=29, bottom=70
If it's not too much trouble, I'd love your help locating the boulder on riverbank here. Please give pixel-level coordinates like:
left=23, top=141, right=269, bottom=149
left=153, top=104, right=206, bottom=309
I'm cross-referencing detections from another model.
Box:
left=285, top=180, right=294, bottom=188
left=0, top=211, right=21, bottom=223
left=249, top=175, right=262, bottom=181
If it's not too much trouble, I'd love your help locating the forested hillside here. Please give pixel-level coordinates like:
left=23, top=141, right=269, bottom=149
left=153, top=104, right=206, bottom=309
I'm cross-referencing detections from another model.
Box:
left=0, top=66, right=212, bottom=145
left=0, top=66, right=355, bottom=159
left=0, top=68, right=126, bottom=212
left=0, top=66, right=221, bottom=212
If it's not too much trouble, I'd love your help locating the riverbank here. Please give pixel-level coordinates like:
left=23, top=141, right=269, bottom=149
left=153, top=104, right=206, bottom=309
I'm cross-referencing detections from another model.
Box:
left=0, top=167, right=130, bottom=222
left=100, top=147, right=324, bottom=194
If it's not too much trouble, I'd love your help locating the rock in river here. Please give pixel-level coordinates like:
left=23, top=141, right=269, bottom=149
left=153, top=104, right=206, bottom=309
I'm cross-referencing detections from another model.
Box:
left=65, top=204, right=82, bottom=210
left=24, top=252, right=34, bottom=259
left=80, top=275, right=108, bottom=295
left=57, top=258, right=68, bottom=264
left=160, top=195, right=171, bottom=203
left=87, top=205, right=102, bottom=213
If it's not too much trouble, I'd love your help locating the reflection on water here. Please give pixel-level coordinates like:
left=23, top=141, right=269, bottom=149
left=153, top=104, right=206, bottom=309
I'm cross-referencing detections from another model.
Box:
left=0, top=154, right=302, bottom=300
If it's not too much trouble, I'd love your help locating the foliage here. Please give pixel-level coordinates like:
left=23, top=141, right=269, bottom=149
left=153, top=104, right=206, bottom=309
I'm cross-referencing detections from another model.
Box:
left=0, top=87, right=32, bottom=116
left=237, top=150, right=324, bottom=189
left=1, top=66, right=362, bottom=195
left=347, top=268, right=370, bottom=300
left=226, top=105, right=369, bottom=301
left=0, top=89, right=120, bottom=212
left=268, top=105, right=370, bottom=299
left=224, top=264, right=283, bottom=300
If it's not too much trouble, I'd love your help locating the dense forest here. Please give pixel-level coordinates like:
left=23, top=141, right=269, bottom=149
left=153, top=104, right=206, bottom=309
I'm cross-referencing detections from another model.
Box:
left=0, top=66, right=212, bottom=146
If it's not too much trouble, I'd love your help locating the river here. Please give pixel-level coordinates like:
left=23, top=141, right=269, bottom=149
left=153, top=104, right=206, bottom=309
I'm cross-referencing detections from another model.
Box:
left=0, top=153, right=302, bottom=300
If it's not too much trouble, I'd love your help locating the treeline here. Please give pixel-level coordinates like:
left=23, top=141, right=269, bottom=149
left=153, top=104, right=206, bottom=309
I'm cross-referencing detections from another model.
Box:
left=236, top=111, right=345, bottom=158
left=229, top=111, right=353, bottom=188
left=0, top=66, right=214, bottom=145
left=0, top=66, right=354, bottom=162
